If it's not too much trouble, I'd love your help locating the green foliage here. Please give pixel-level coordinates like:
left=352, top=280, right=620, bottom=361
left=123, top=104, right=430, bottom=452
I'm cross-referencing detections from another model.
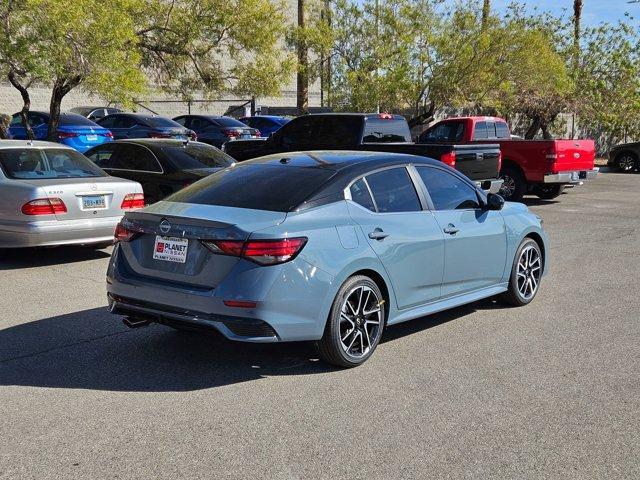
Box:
left=136, top=0, right=294, bottom=99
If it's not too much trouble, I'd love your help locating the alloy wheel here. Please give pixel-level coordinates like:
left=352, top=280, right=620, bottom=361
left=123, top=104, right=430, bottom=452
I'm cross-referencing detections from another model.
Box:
left=618, top=155, right=636, bottom=172
left=516, top=245, right=542, bottom=300
left=339, top=285, right=383, bottom=359
left=500, top=174, right=516, bottom=198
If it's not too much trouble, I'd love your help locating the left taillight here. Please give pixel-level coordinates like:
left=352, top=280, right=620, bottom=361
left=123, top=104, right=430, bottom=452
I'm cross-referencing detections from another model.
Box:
left=202, top=237, right=307, bottom=266
left=114, top=222, right=138, bottom=242
left=120, top=193, right=145, bottom=210
left=440, top=151, right=456, bottom=167
left=21, top=198, right=67, bottom=215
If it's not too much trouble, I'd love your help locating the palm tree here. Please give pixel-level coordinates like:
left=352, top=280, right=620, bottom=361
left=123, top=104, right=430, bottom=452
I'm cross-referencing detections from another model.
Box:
left=297, top=0, right=309, bottom=115
left=482, top=0, right=490, bottom=30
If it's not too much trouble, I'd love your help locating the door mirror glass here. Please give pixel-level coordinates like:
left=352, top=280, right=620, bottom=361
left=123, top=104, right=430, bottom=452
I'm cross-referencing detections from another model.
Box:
left=486, top=193, right=505, bottom=210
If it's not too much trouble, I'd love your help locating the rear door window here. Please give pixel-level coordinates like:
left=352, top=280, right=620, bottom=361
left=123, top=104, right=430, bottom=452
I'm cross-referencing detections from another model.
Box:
left=420, top=122, right=464, bottom=143
left=473, top=121, right=489, bottom=140
left=166, top=163, right=335, bottom=212
left=116, top=144, right=162, bottom=172
left=364, top=167, right=422, bottom=213
left=416, top=166, right=480, bottom=210
left=363, top=117, right=411, bottom=143
left=276, top=116, right=325, bottom=150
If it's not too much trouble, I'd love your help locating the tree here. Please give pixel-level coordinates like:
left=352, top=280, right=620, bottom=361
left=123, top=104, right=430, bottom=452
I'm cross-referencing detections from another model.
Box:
left=28, top=0, right=145, bottom=140
left=0, top=0, right=42, bottom=139
left=482, top=0, right=490, bottom=30
left=135, top=0, right=293, bottom=104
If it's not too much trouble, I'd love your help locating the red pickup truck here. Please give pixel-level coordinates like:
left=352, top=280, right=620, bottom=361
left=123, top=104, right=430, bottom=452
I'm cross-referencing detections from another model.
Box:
left=418, top=116, right=598, bottom=201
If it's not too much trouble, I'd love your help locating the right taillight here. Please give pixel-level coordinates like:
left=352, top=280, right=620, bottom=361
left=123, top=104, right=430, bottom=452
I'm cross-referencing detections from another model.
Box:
left=440, top=151, right=456, bottom=167
left=114, top=222, right=138, bottom=242
left=21, top=198, right=67, bottom=215
left=120, top=193, right=145, bottom=210
left=202, top=237, right=307, bottom=265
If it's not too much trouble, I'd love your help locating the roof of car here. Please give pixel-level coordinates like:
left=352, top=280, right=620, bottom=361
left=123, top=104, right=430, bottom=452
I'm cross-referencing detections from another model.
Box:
left=240, top=115, right=290, bottom=121
left=111, top=139, right=211, bottom=147
left=0, top=140, right=73, bottom=150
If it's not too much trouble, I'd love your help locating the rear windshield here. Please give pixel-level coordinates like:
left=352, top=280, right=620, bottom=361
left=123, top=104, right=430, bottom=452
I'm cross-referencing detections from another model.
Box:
left=165, top=163, right=334, bottom=212
left=142, top=117, right=182, bottom=128
left=0, top=148, right=106, bottom=179
left=362, top=117, right=411, bottom=143
left=59, top=113, right=99, bottom=126
left=162, top=144, right=235, bottom=169
left=215, top=117, right=247, bottom=127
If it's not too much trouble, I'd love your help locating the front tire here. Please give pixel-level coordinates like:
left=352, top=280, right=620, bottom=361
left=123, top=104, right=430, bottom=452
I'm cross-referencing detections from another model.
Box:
left=499, top=165, right=526, bottom=201
left=500, top=238, right=543, bottom=307
left=316, top=275, right=385, bottom=368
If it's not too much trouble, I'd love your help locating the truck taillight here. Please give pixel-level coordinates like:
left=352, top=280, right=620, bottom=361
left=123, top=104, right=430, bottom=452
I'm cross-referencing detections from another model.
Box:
left=202, top=237, right=307, bottom=265
left=440, top=151, right=456, bottom=167
left=21, top=198, right=67, bottom=215
left=497, top=150, right=502, bottom=171
left=120, top=193, right=145, bottom=210
left=543, top=147, right=557, bottom=162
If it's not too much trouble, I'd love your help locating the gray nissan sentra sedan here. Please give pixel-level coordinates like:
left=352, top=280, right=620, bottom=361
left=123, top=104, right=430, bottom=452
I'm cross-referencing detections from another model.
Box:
left=107, top=151, right=548, bottom=367
left=0, top=140, right=144, bottom=248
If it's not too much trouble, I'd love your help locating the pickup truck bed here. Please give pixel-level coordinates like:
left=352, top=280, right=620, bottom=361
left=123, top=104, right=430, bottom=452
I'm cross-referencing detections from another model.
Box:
left=223, top=113, right=502, bottom=190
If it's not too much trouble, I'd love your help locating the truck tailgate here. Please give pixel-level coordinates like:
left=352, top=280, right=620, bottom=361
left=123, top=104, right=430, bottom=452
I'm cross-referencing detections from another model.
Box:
left=452, top=144, right=501, bottom=180
left=550, top=140, right=595, bottom=173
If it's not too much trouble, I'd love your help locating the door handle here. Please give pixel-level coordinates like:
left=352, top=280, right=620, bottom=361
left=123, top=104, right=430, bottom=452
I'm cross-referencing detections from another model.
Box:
left=368, top=228, right=389, bottom=240
left=443, top=224, right=459, bottom=235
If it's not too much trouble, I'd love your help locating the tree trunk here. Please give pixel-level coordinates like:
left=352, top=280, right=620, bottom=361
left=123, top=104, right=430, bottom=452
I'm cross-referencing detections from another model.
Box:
left=7, top=70, right=35, bottom=140
left=296, top=0, right=309, bottom=115
left=573, top=0, right=583, bottom=70
left=524, top=118, right=541, bottom=139
left=47, top=76, right=82, bottom=142
left=481, top=0, right=490, bottom=30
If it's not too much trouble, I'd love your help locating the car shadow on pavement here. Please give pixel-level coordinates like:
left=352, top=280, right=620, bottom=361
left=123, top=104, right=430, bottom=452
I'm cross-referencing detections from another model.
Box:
left=0, top=302, right=490, bottom=392
left=0, top=246, right=111, bottom=270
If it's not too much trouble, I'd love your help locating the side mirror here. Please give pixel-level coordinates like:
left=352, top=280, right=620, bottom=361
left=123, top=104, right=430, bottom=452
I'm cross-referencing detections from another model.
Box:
left=486, top=192, right=505, bottom=211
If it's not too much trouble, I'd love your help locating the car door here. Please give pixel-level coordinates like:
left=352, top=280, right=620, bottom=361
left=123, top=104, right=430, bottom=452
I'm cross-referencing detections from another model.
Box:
left=346, top=166, right=445, bottom=310
left=414, top=165, right=507, bottom=297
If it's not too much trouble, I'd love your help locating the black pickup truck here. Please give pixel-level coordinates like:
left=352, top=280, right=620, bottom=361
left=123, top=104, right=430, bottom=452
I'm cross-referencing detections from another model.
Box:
left=222, top=113, right=502, bottom=190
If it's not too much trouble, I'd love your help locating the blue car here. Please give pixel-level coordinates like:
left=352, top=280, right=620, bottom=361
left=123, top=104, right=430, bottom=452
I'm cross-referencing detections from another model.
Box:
left=8, top=111, right=113, bottom=153
left=97, top=113, right=195, bottom=141
left=107, top=151, right=548, bottom=367
left=239, top=115, right=290, bottom=137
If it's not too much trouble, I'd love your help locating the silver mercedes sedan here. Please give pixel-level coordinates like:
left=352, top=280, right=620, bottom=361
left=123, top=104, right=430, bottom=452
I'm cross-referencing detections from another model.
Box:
left=0, top=140, right=144, bottom=248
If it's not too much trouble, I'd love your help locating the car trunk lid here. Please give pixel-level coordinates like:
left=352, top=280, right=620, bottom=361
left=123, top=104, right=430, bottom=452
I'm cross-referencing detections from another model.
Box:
left=118, top=202, right=287, bottom=289
left=35, top=176, right=140, bottom=220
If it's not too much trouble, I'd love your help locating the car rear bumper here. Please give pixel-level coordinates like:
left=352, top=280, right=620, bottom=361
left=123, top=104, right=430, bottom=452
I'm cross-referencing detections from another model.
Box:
left=106, top=244, right=335, bottom=342
left=0, top=216, right=121, bottom=248
left=108, top=293, right=280, bottom=342
left=543, top=168, right=599, bottom=184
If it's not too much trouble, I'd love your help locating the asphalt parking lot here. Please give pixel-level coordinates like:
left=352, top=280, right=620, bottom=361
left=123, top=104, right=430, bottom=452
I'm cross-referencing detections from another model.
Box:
left=0, top=171, right=638, bottom=479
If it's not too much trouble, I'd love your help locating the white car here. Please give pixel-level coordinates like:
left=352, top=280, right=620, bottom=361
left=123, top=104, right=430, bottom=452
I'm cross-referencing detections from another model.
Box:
left=0, top=140, right=143, bottom=248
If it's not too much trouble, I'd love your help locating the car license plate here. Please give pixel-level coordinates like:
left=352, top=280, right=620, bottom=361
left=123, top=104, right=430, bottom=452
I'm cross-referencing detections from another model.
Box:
left=82, top=195, right=106, bottom=209
left=153, top=236, right=188, bottom=263
left=86, top=134, right=98, bottom=142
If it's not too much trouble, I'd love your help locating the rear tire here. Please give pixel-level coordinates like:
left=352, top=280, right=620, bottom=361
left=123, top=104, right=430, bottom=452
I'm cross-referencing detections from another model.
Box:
left=315, top=275, right=385, bottom=368
left=499, top=165, right=526, bottom=201
left=499, top=238, right=543, bottom=307
left=536, top=184, right=564, bottom=200
left=615, top=152, right=638, bottom=173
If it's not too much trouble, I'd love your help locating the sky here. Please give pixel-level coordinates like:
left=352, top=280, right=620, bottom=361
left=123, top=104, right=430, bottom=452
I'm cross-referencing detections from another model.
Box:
left=491, top=0, right=639, bottom=27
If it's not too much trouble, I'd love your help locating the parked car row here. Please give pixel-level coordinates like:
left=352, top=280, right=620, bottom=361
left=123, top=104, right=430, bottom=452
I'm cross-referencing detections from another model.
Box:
left=7, top=109, right=290, bottom=154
